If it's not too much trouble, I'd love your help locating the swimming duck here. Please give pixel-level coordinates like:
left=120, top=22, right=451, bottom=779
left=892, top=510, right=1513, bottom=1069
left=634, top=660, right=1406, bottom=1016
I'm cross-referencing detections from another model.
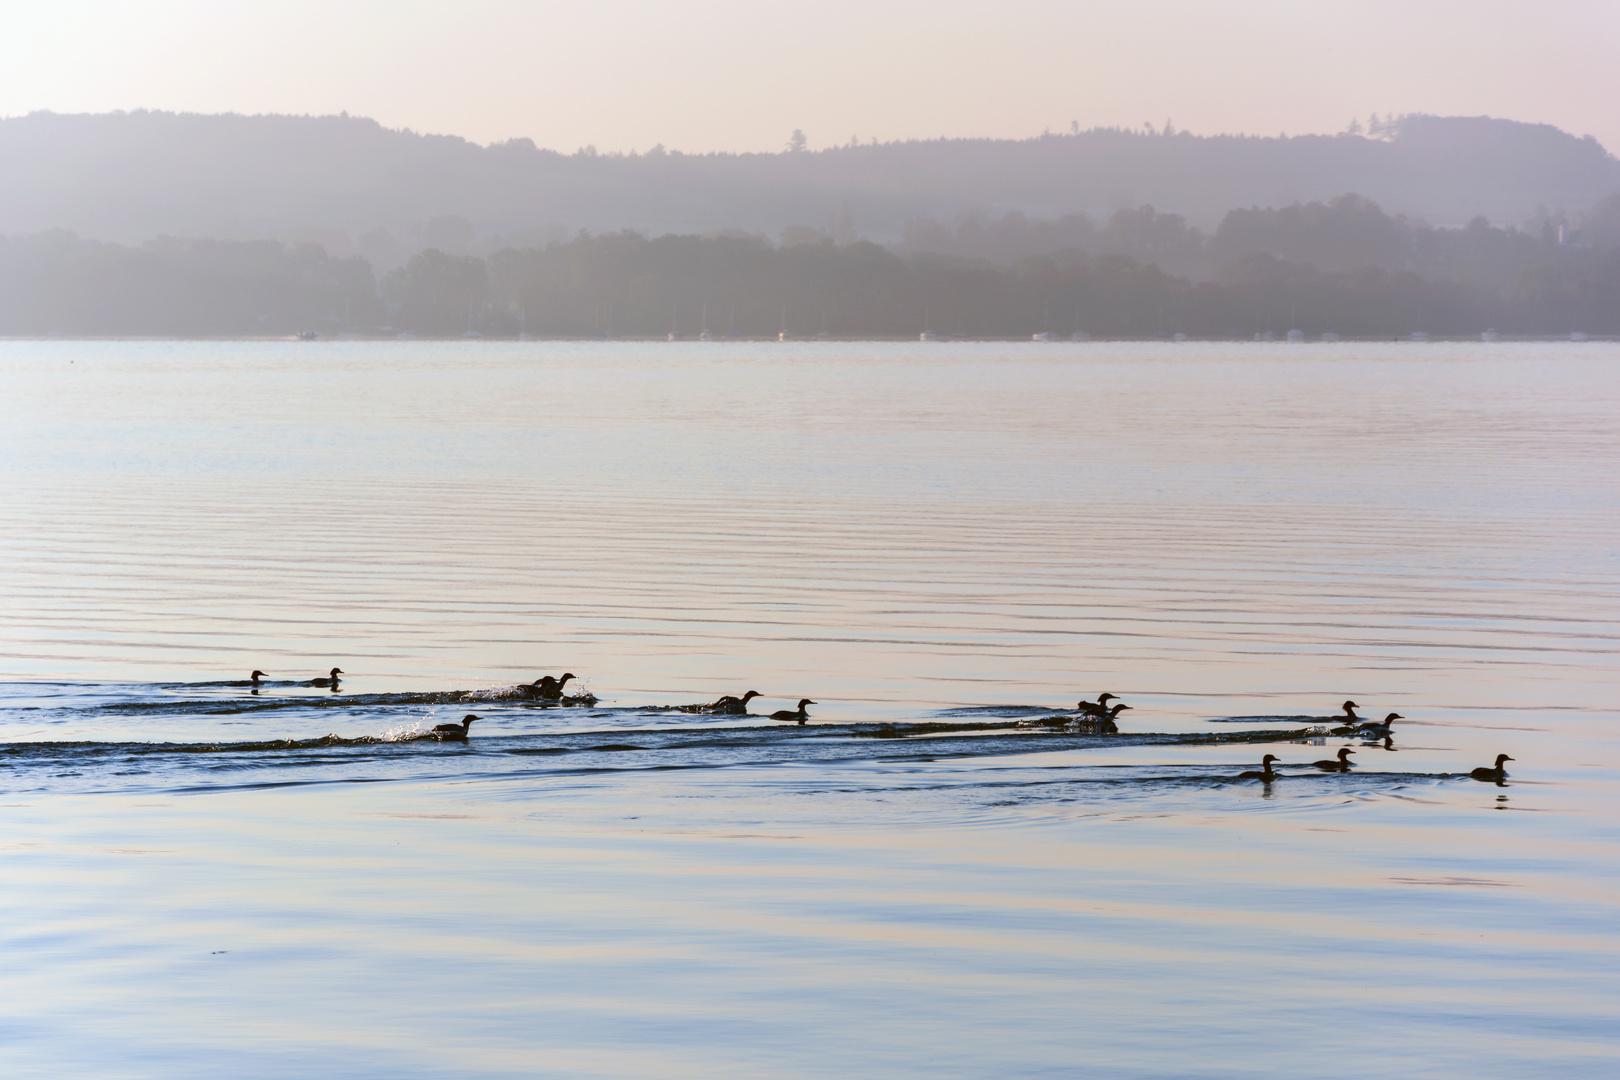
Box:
left=1469, top=754, right=1513, bottom=782
left=1082, top=702, right=1132, bottom=734
left=307, top=667, right=344, bottom=687
left=249, top=669, right=268, bottom=686
left=770, top=698, right=816, bottom=724
left=527, top=673, right=576, bottom=699
left=708, top=691, right=762, bottom=715
left=1338, top=700, right=1362, bottom=722
left=1351, top=712, right=1402, bottom=736
left=1076, top=693, right=1118, bottom=717
left=433, top=714, right=480, bottom=740
left=1239, top=754, right=1281, bottom=781
left=1312, top=747, right=1356, bottom=771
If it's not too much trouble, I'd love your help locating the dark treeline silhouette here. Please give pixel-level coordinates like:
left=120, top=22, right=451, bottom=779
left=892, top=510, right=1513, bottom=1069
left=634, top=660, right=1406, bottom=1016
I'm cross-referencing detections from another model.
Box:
left=4, top=193, right=1619, bottom=337
left=0, top=231, right=380, bottom=335
left=899, top=192, right=1620, bottom=283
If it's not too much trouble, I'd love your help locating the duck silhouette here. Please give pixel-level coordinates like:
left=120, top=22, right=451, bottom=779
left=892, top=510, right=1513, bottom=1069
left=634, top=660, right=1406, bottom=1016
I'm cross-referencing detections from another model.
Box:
left=770, top=698, right=816, bottom=724
left=307, top=667, right=343, bottom=688
left=708, top=691, right=761, bottom=715
left=1469, top=753, right=1514, bottom=782
left=1239, top=754, right=1281, bottom=781
left=433, top=714, right=480, bottom=740
left=527, top=673, right=575, bottom=699
left=1312, top=747, right=1356, bottom=772
left=1351, top=712, right=1402, bottom=736
left=1076, top=693, right=1118, bottom=717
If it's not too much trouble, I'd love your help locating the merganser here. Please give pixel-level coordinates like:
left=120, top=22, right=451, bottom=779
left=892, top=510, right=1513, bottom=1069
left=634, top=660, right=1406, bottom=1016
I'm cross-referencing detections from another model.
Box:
left=1351, top=712, right=1402, bottom=735
left=708, top=691, right=762, bottom=715
left=433, top=714, right=479, bottom=740
left=770, top=699, right=816, bottom=724
left=249, top=670, right=268, bottom=686
left=1239, top=754, right=1281, bottom=781
left=308, top=667, right=344, bottom=687
left=528, top=673, right=575, bottom=699
left=1085, top=702, right=1131, bottom=732
left=1469, top=754, right=1513, bottom=782
left=1338, top=701, right=1362, bottom=722
left=1312, top=747, right=1355, bottom=771
left=1076, top=693, right=1118, bottom=717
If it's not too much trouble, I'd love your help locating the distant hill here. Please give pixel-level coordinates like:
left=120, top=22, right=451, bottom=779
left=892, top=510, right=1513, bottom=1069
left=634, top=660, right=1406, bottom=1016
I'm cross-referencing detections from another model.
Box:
left=1, top=110, right=1616, bottom=262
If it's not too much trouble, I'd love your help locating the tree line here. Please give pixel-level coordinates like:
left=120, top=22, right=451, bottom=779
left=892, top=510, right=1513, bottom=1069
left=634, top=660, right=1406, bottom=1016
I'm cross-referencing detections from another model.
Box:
left=2, top=194, right=1618, bottom=337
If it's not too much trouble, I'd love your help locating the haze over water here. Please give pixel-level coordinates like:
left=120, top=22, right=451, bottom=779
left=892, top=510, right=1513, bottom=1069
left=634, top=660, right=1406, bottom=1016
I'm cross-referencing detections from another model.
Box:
left=2, top=340, right=1618, bottom=1077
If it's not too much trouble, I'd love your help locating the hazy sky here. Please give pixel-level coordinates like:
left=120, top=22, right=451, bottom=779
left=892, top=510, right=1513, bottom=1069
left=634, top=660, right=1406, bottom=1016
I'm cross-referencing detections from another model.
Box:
left=4, top=0, right=1617, bottom=154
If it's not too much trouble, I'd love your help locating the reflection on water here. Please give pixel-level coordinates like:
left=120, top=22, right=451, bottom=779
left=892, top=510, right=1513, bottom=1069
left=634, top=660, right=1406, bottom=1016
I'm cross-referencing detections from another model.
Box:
left=0, top=341, right=1617, bottom=1077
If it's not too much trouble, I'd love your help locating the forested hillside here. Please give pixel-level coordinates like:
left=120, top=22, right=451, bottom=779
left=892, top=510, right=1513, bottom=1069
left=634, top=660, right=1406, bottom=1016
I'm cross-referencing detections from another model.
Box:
left=1, top=111, right=1615, bottom=256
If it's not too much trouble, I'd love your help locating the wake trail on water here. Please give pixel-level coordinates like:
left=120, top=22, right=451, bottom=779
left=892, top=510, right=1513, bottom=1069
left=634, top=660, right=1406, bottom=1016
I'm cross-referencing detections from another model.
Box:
left=0, top=680, right=1451, bottom=805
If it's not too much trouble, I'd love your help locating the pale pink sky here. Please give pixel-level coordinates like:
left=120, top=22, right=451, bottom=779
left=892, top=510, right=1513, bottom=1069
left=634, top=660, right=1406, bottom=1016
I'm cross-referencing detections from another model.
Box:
left=4, top=0, right=1617, bottom=154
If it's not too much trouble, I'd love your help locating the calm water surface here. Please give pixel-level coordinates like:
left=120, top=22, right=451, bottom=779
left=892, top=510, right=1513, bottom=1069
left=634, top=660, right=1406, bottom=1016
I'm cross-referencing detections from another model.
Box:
left=1, top=340, right=1617, bottom=1078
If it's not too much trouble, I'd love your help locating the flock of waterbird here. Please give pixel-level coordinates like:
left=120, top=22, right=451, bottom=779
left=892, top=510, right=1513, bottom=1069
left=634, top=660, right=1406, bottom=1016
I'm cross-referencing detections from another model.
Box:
left=1233, top=700, right=1514, bottom=783
left=232, top=673, right=1516, bottom=782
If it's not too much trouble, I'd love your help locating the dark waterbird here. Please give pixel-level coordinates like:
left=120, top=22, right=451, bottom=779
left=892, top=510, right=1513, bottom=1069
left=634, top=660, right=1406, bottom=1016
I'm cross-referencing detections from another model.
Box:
left=227, top=670, right=269, bottom=687
left=1338, top=700, right=1362, bottom=722
left=1339, top=711, right=1402, bottom=737
left=527, top=673, right=576, bottom=699
left=1313, top=747, right=1356, bottom=771
left=1082, top=702, right=1132, bottom=734
left=770, top=698, right=816, bottom=724
left=1239, top=754, right=1281, bottom=781
left=1469, top=753, right=1514, bottom=782
left=306, top=667, right=343, bottom=687
left=708, top=690, right=762, bottom=715
left=1076, top=693, right=1117, bottom=717
left=432, top=714, right=480, bottom=740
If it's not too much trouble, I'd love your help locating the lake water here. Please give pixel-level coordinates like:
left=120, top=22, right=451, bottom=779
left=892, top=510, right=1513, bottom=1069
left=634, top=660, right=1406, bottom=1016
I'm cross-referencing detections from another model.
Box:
left=1, top=339, right=1617, bottom=1078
